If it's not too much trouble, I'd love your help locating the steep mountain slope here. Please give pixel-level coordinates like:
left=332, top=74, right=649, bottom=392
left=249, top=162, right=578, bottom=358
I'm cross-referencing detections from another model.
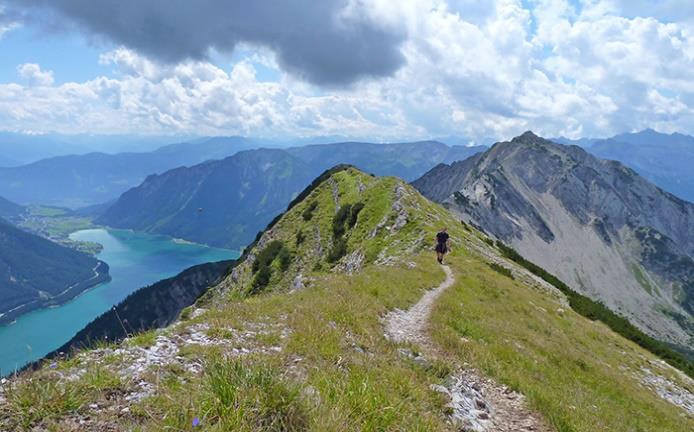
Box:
left=413, top=132, right=694, bottom=350
left=588, top=129, right=694, bottom=202
left=0, top=218, right=110, bottom=324
left=97, top=149, right=317, bottom=250
left=0, top=137, right=255, bottom=207
left=52, top=259, right=235, bottom=356
left=0, top=196, right=24, bottom=220
left=3, top=167, right=692, bottom=431
left=286, top=140, right=486, bottom=181
left=98, top=141, right=486, bottom=249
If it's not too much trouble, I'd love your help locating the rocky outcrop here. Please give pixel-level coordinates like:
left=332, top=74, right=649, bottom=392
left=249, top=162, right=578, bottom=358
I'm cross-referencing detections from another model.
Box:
left=414, top=132, right=694, bottom=350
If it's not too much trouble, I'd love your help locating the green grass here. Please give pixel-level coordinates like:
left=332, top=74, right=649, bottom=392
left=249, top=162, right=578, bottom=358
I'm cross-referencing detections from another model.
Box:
left=631, top=263, right=655, bottom=295
left=128, top=256, right=449, bottom=431
left=1, top=363, right=129, bottom=430
left=489, top=262, right=514, bottom=279
left=495, top=240, right=694, bottom=378
left=27, top=205, right=69, bottom=217
left=128, top=330, right=158, bottom=348
left=431, top=252, right=693, bottom=432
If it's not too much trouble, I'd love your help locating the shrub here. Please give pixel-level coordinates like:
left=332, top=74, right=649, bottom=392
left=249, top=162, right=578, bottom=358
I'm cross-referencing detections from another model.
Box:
left=251, top=266, right=272, bottom=294
left=348, top=202, right=365, bottom=229
left=302, top=202, right=318, bottom=221
left=296, top=230, right=305, bottom=246
left=328, top=202, right=364, bottom=263
left=489, top=262, right=514, bottom=279
left=278, top=247, right=292, bottom=271
left=250, top=240, right=291, bottom=294
left=332, top=204, right=353, bottom=238
left=252, top=241, right=285, bottom=274
left=327, top=238, right=348, bottom=263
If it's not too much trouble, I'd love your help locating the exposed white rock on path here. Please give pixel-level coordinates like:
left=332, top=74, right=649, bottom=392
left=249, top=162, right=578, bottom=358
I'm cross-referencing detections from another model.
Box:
left=385, top=265, right=455, bottom=345
left=384, top=265, right=550, bottom=432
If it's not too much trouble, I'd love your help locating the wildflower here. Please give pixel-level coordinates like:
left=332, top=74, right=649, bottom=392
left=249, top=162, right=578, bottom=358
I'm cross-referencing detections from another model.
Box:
left=192, top=416, right=200, bottom=427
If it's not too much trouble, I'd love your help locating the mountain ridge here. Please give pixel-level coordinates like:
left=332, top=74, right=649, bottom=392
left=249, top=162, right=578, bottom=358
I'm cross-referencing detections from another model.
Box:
left=96, top=142, right=486, bottom=248
left=413, top=131, right=694, bottom=351
left=588, top=129, right=694, bottom=202
left=0, top=137, right=256, bottom=207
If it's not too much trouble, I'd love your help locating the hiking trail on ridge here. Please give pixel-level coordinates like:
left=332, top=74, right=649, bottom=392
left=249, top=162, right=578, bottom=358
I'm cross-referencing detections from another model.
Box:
left=384, top=264, right=550, bottom=432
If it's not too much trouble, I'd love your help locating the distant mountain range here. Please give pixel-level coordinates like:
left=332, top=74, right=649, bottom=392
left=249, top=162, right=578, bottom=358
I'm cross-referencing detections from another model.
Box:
left=0, top=132, right=89, bottom=167
left=588, top=129, right=694, bottom=203
left=285, top=140, right=485, bottom=181
left=97, top=149, right=317, bottom=250
left=414, top=132, right=694, bottom=351
left=554, top=129, right=694, bottom=202
left=97, top=141, right=486, bottom=249
left=0, top=137, right=256, bottom=208
left=3, top=128, right=691, bottom=209
left=0, top=217, right=110, bottom=325
left=0, top=132, right=206, bottom=167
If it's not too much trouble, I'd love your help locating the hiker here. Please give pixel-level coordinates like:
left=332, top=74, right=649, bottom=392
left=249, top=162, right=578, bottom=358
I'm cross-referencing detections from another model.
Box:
left=435, top=227, right=451, bottom=264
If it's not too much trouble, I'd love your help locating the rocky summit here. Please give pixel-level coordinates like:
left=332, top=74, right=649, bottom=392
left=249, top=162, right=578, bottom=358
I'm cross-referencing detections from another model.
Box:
left=413, top=131, right=694, bottom=351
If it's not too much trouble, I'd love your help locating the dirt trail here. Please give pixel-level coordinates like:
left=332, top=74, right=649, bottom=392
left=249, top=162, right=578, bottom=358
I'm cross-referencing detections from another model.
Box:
left=384, top=264, right=551, bottom=432
left=385, top=265, right=455, bottom=346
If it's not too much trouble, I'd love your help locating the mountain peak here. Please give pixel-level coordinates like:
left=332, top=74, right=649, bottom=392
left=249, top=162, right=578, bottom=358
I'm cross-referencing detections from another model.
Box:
left=511, top=130, right=541, bottom=143
left=414, top=135, right=694, bottom=351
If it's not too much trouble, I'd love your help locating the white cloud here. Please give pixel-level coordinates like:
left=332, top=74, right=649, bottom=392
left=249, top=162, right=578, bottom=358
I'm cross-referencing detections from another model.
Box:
left=16, top=63, right=54, bottom=86
left=1, top=0, right=694, bottom=141
left=0, top=3, right=20, bottom=39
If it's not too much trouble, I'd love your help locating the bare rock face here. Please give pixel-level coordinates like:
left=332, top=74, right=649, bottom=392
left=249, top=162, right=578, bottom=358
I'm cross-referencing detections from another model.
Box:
left=414, top=131, right=694, bottom=350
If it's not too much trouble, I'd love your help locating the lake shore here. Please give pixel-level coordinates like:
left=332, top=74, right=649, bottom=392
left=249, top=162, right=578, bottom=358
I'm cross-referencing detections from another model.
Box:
left=0, top=261, right=111, bottom=326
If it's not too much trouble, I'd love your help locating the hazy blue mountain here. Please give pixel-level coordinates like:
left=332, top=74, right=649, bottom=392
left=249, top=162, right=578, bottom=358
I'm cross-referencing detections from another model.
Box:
left=97, top=149, right=317, bottom=249
left=587, top=129, right=694, bottom=202
left=0, top=137, right=256, bottom=208
left=0, top=196, right=24, bottom=220
left=414, top=132, right=694, bottom=350
left=0, top=133, right=89, bottom=167
left=0, top=132, right=204, bottom=167
left=286, top=140, right=487, bottom=181
left=0, top=218, right=109, bottom=324
left=97, top=141, right=486, bottom=249
left=551, top=136, right=600, bottom=148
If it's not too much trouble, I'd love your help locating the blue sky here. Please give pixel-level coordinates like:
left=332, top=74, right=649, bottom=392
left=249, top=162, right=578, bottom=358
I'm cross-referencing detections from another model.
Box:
left=0, top=26, right=111, bottom=84
left=1, top=0, right=693, bottom=143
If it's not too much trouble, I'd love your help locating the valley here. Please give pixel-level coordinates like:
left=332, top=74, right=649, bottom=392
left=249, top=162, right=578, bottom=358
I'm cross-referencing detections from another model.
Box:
left=0, top=228, right=238, bottom=375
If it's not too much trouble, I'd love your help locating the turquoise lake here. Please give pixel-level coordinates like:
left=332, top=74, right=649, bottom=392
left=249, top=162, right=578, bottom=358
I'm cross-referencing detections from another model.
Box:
left=0, top=228, right=239, bottom=376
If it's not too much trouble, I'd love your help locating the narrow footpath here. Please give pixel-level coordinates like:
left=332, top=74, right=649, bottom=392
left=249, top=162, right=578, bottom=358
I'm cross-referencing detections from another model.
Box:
left=384, top=264, right=551, bottom=432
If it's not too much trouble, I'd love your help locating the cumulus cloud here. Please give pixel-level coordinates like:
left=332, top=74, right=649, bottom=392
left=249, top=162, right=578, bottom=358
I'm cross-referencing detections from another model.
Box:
left=17, top=63, right=54, bottom=86
left=1, top=0, right=694, bottom=141
left=7, top=0, right=407, bottom=86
